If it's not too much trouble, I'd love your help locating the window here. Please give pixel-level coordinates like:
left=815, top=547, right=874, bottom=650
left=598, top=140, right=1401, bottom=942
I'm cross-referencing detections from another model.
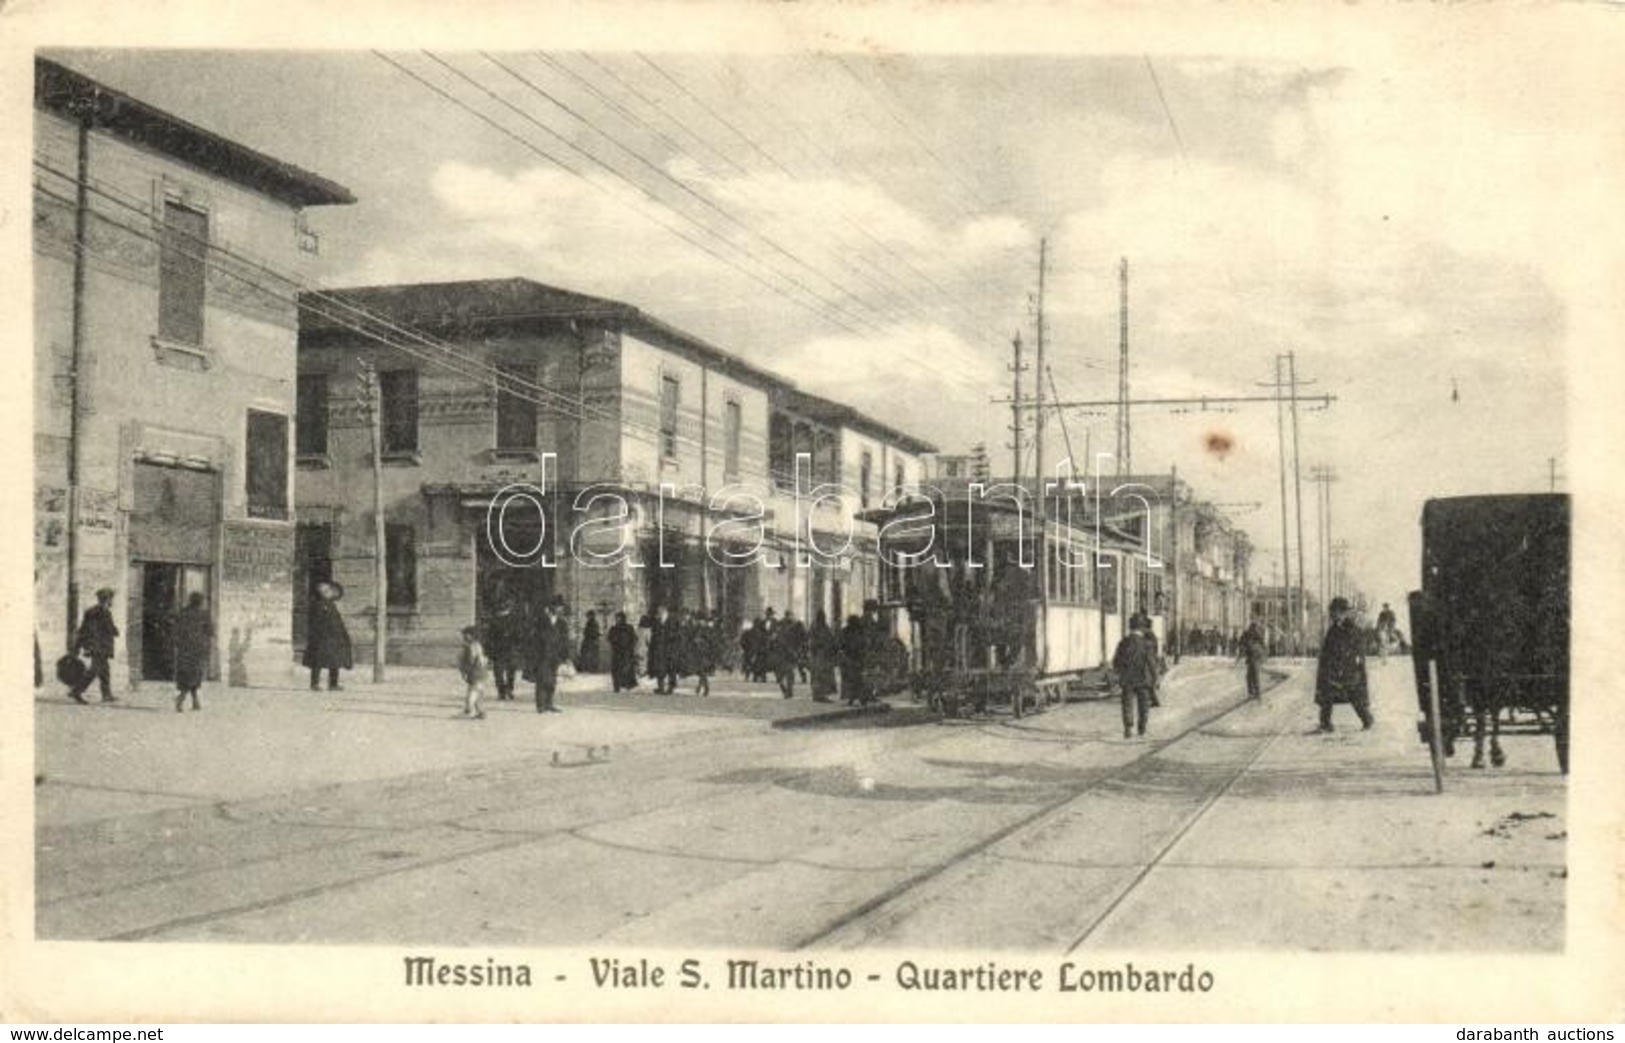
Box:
left=813, top=428, right=838, bottom=487
left=386, top=524, right=416, bottom=608
left=158, top=200, right=208, bottom=345
left=723, top=399, right=742, bottom=477
left=379, top=369, right=418, bottom=454
left=495, top=363, right=538, bottom=450
left=769, top=412, right=792, bottom=486
left=859, top=449, right=874, bottom=509
left=659, top=375, right=680, bottom=458
left=245, top=410, right=289, bottom=519
left=296, top=374, right=329, bottom=456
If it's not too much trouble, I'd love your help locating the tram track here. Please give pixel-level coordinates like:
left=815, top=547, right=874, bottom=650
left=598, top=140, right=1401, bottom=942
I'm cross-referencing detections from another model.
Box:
left=794, top=670, right=1302, bottom=950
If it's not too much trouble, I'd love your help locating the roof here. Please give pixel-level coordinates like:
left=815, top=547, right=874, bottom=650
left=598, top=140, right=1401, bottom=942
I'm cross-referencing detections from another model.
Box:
left=36, top=57, right=355, bottom=208
left=301, top=277, right=788, bottom=389
left=777, top=387, right=937, bottom=455
left=300, top=277, right=935, bottom=453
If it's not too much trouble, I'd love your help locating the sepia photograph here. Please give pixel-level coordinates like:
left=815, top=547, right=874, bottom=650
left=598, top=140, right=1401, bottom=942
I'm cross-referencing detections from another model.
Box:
left=4, top=1, right=1622, bottom=1025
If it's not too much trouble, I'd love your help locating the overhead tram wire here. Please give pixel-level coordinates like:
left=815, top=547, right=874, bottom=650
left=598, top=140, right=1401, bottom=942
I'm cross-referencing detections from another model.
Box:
left=480, top=52, right=925, bottom=336
left=618, top=53, right=1011, bottom=345
left=671, top=55, right=1019, bottom=343
left=389, top=50, right=997, bottom=399
left=577, top=52, right=752, bottom=178
left=30, top=166, right=695, bottom=450
left=423, top=52, right=895, bottom=341
left=494, top=53, right=956, bottom=336
left=372, top=51, right=875, bottom=344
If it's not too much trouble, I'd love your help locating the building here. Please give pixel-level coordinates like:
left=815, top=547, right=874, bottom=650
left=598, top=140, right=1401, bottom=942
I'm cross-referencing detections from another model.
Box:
left=294, top=278, right=934, bottom=666
left=1097, top=472, right=1254, bottom=654
left=33, top=57, right=355, bottom=689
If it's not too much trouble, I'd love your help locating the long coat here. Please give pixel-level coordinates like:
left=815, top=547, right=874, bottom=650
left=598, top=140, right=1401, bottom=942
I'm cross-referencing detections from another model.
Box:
left=529, top=614, right=571, bottom=685
left=1315, top=617, right=1369, bottom=706
left=577, top=614, right=603, bottom=673
left=608, top=620, right=639, bottom=686
left=302, top=598, right=353, bottom=670
left=172, top=604, right=212, bottom=690
left=809, top=620, right=839, bottom=697
left=1112, top=632, right=1160, bottom=689
left=646, top=616, right=680, bottom=677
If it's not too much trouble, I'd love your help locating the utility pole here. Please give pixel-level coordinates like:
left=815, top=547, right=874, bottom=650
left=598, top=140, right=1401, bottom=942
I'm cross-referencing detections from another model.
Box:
left=1117, top=257, right=1130, bottom=478
left=1034, top=237, right=1049, bottom=672
left=356, top=358, right=388, bottom=682
left=1009, top=331, right=1026, bottom=486
left=1308, top=465, right=1338, bottom=624
left=1288, top=353, right=1307, bottom=648
left=1272, top=355, right=1292, bottom=653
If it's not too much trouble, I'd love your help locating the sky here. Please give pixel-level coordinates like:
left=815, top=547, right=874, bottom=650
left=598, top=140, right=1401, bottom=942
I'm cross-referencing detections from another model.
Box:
left=41, top=39, right=1608, bottom=615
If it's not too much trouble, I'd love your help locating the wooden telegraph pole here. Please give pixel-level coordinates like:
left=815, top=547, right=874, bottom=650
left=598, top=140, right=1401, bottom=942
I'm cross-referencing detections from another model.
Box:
left=356, top=358, right=388, bottom=682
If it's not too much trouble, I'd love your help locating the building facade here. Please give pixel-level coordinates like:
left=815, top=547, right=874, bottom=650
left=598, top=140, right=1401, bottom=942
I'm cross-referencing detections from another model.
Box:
left=33, top=57, right=354, bottom=689
left=295, top=278, right=933, bottom=666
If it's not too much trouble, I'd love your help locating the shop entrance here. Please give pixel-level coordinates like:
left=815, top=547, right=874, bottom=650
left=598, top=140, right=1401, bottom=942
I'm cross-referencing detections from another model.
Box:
left=136, top=562, right=210, bottom=681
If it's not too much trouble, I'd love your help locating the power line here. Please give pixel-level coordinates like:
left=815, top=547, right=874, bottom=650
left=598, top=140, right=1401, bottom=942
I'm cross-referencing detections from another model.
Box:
left=373, top=51, right=876, bottom=343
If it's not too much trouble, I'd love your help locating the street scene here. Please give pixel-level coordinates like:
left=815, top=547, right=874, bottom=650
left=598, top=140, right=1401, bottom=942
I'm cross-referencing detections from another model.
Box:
left=27, top=41, right=1580, bottom=967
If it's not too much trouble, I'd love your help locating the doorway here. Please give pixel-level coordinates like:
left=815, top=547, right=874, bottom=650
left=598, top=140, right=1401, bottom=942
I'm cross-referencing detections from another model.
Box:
left=138, top=562, right=210, bottom=681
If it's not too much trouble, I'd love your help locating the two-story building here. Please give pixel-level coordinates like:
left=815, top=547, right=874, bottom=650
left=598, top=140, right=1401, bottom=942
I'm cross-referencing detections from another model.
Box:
left=33, top=57, right=355, bottom=690
left=294, top=278, right=933, bottom=666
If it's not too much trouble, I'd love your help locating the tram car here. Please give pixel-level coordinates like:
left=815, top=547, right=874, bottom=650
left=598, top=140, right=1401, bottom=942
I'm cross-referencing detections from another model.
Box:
left=867, top=485, right=1167, bottom=717
left=1406, top=494, right=1569, bottom=773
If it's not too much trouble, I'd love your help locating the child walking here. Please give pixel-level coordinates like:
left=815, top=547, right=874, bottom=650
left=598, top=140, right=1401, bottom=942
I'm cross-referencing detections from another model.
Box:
left=458, top=625, right=488, bottom=720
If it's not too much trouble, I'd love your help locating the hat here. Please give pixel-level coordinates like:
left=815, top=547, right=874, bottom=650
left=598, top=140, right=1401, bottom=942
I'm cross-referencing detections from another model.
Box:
left=95, top=587, right=115, bottom=600
left=318, top=580, right=345, bottom=601
left=1329, top=596, right=1350, bottom=613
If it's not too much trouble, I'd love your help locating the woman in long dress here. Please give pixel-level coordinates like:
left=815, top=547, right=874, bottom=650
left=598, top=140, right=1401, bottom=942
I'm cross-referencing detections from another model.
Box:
left=172, top=592, right=211, bottom=712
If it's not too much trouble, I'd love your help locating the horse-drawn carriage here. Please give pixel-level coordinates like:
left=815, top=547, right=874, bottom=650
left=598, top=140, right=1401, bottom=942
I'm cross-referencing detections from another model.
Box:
left=1406, top=494, right=1569, bottom=774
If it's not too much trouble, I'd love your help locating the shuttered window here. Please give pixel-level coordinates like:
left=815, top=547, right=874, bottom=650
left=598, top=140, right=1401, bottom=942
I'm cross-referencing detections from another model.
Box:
left=496, top=363, right=538, bottom=450
left=296, top=374, right=328, bottom=456
left=245, top=410, right=289, bottom=519
left=158, top=200, right=207, bottom=345
left=386, top=524, right=416, bottom=608
left=380, top=370, right=418, bottom=453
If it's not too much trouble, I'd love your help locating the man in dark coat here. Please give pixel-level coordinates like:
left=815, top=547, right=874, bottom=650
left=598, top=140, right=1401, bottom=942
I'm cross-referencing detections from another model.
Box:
left=484, top=600, right=523, bottom=700
left=172, top=592, right=212, bottom=712
left=1112, top=617, right=1159, bottom=738
left=809, top=610, right=839, bottom=702
left=67, top=587, right=120, bottom=704
left=608, top=611, right=639, bottom=692
left=302, top=581, right=352, bottom=691
left=1315, top=596, right=1373, bottom=732
left=1238, top=620, right=1268, bottom=699
left=646, top=606, right=680, bottom=694
left=774, top=610, right=804, bottom=699
left=529, top=600, right=570, bottom=713
left=839, top=614, right=870, bottom=706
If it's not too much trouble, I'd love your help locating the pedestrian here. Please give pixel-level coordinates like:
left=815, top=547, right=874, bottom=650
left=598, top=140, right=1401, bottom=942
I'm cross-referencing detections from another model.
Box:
left=809, top=610, right=839, bottom=703
left=690, top=613, right=718, bottom=697
left=740, top=618, right=765, bottom=682
left=646, top=605, right=680, bottom=694
left=457, top=624, right=488, bottom=720
left=608, top=610, right=639, bottom=692
left=840, top=614, right=870, bottom=706
left=1112, top=617, right=1159, bottom=738
left=485, top=599, right=523, bottom=701
left=774, top=609, right=802, bottom=699
left=302, top=581, right=352, bottom=692
left=66, top=587, right=120, bottom=704
left=1314, top=596, right=1374, bottom=732
left=529, top=599, right=569, bottom=714
left=1130, top=612, right=1163, bottom=707
left=1375, top=601, right=1397, bottom=662
left=1238, top=620, right=1268, bottom=699
left=171, top=592, right=211, bottom=712
left=578, top=610, right=602, bottom=673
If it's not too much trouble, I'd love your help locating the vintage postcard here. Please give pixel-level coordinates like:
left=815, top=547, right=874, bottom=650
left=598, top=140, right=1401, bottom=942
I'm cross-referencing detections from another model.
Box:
left=1, top=0, right=1621, bottom=1024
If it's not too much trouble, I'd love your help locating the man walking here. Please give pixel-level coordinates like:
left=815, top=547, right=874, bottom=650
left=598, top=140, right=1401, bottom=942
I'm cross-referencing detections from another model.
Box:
left=67, top=587, right=120, bottom=704
left=1315, top=596, right=1373, bottom=732
left=530, top=600, right=570, bottom=714
left=1111, top=617, right=1159, bottom=738
left=1238, top=620, right=1268, bottom=699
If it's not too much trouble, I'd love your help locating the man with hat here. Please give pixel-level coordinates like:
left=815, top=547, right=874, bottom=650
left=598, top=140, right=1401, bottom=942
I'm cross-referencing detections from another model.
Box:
left=1314, top=596, right=1373, bottom=732
left=67, top=587, right=120, bottom=704
left=529, top=598, right=570, bottom=713
left=1111, top=614, right=1159, bottom=738
left=303, top=580, right=353, bottom=692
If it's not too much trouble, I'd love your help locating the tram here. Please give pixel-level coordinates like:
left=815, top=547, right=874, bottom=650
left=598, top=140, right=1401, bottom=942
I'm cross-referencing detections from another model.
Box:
left=865, top=484, right=1167, bottom=717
